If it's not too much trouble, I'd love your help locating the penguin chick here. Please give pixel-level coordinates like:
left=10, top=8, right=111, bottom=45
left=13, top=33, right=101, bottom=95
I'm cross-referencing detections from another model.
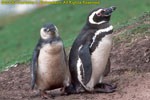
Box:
left=30, top=23, right=70, bottom=99
left=66, top=6, right=117, bottom=94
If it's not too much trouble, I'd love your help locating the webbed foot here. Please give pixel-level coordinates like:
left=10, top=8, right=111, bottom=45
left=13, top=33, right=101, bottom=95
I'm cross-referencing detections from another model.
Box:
left=40, top=90, right=55, bottom=99
left=94, top=83, right=117, bottom=93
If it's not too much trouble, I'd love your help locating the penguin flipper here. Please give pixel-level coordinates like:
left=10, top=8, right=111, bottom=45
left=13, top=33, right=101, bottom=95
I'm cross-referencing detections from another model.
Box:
left=79, top=44, right=92, bottom=85
left=30, top=43, right=41, bottom=89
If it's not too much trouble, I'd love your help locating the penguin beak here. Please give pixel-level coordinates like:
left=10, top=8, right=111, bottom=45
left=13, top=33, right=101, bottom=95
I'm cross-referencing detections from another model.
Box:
left=44, top=28, right=55, bottom=33
left=49, top=27, right=56, bottom=33
left=102, top=6, right=116, bottom=16
left=44, top=28, right=50, bottom=32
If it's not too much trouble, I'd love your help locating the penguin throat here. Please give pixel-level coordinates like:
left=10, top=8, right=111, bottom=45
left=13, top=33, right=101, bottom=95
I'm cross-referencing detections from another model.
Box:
left=40, top=32, right=58, bottom=40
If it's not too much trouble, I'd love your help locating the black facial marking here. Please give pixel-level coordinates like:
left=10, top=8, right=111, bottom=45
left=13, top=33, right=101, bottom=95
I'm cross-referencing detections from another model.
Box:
left=93, top=13, right=111, bottom=23
left=93, top=14, right=111, bottom=23
left=93, top=14, right=101, bottom=22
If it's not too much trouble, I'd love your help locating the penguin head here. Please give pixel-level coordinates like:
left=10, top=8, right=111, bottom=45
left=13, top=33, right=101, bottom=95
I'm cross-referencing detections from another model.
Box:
left=40, top=23, right=59, bottom=39
left=87, top=6, right=116, bottom=25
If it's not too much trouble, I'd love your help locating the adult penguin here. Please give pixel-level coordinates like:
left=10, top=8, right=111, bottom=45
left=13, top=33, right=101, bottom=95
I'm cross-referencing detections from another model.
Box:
left=66, top=6, right=117, bottom=94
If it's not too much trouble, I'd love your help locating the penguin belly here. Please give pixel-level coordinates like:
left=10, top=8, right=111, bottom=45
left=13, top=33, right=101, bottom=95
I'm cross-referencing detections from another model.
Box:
left=36, top=43, right=69, bottom=90
left=86, top=34, right=113, bottom=89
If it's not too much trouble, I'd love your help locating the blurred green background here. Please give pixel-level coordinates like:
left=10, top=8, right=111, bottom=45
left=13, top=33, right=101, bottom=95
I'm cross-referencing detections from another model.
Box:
left=0, top=0, right=150, bottom=71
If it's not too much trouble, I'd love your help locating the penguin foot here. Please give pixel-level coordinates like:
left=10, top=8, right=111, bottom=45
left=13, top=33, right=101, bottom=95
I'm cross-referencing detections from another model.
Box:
left=96, top=82, right=117, bottom=89
left=64, top=85, right=78, bottom=95
left=60, top=87, right=67, bottom=95
left=40, top=90, right=55, bottom=99
left=94, top=83, right=117, bottom=93
left=93, top=87, right=115, bottom=93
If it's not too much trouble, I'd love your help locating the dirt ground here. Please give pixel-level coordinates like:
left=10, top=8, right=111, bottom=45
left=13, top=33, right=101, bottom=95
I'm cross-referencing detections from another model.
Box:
left=0, top=36, right=150, bottom=100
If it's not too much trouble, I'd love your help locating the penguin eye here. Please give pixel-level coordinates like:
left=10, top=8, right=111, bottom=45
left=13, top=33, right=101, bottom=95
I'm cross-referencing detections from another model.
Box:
left=97, top=12, right=101, bottom=16
left=44, top=28, right=47, bottom=32
left=44, top=28, right=50, bottom=32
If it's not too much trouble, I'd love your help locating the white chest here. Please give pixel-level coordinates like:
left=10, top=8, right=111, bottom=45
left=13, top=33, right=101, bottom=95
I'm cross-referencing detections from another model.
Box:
left=38, top=42, right=64, bottom=73
left=87, top=34, right=113, bottom=87
left=91, top=34, right=112, bottom=61
left=82, top=25, right=114, bottom=89
left=90, top=25, right=113, bottom=71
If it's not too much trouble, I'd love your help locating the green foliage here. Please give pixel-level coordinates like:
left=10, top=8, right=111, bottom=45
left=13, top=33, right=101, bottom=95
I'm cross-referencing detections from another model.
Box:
left=113, top=12, right=150, bottom=46
left=0, top=0, right=150, bottom=71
